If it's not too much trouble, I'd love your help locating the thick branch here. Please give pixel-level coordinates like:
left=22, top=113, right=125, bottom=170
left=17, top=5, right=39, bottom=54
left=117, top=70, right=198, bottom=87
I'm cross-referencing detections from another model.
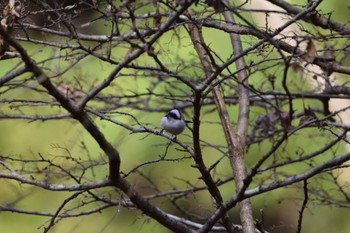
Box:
left=221, top=3, right=255, bottom=232
left=0, top=17, right=196, bottom=233
left=266, top=0, right=350, bottom=35
left=187, top=11, right=236, bottom=233
left=116, top=177, right=195, bottom=233
left=0, top=23, right=121, bottom=180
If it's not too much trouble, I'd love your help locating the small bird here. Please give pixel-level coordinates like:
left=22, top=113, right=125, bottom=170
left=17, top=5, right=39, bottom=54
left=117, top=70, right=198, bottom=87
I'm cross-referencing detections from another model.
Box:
left=160, top=109, right=186, bottom=135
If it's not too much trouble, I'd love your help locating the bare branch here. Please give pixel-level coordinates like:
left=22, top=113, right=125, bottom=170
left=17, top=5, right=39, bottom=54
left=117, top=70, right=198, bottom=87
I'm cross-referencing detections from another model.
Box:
left=296, top=180, right=309, bottom=233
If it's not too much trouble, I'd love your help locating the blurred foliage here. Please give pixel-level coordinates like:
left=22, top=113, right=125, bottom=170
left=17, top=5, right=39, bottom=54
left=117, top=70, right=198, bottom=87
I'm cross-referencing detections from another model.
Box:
left=1, top=0, right=350, bottom=233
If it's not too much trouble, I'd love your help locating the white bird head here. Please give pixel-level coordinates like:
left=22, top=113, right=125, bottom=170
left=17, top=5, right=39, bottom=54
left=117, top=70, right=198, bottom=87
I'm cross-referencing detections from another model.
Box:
left=160, top=109, right=186, bottom=135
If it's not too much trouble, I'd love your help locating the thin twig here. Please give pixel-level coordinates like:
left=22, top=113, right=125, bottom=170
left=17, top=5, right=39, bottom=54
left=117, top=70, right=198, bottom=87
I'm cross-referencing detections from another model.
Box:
left=296, top=179, right=309, bottom=233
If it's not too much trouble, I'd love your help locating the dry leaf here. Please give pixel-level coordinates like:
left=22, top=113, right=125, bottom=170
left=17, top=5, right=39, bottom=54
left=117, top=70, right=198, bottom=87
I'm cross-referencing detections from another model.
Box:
left=280, top=111, right=291, bottom=130
left=251, top=110, right=291, bottom=140
left=303, top=39, right=317, bottom=63
left=299, top=107, right=318, bottom=126
left=1, top=0, right=21, bottom=29
left=153, top=9, right=162, bottom=28
left=323, top=45, right=335, bottom=61
left=291, top=61, right=304, bottom=77
left=2, top=4, right=10, bottom=17
left=11, top=1, right=21, bottom=18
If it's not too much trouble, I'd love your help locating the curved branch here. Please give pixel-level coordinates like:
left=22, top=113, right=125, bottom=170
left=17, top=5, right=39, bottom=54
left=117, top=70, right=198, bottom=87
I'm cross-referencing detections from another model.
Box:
left=266, top=0, right=350, bottom=35
left=0, top=12, right=196, bottom=232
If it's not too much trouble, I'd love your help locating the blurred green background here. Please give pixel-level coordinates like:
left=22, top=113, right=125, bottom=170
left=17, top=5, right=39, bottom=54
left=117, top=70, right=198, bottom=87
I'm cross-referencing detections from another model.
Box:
left=1, top=0, right=350, bottom=232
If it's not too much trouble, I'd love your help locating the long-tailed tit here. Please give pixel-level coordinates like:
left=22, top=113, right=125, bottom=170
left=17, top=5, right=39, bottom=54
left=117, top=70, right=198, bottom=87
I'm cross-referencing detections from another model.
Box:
left=160, top=109, right=186, bottom=135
